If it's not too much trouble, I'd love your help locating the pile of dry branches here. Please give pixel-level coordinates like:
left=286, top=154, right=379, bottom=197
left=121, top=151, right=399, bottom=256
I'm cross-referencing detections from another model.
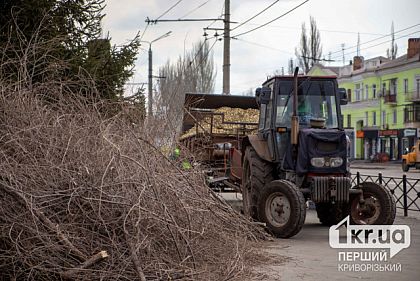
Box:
left=0, top=91, right=264, bottom=280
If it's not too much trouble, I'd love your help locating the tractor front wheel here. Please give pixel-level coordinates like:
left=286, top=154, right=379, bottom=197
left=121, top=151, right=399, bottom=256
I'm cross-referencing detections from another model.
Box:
left=350, top=182, right=396, bottom=225
left=258, top=180, right=306, bottom=238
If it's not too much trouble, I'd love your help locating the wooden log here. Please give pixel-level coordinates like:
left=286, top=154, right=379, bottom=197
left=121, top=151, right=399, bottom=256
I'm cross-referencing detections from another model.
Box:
left=61, top=251, right=109, bottom=279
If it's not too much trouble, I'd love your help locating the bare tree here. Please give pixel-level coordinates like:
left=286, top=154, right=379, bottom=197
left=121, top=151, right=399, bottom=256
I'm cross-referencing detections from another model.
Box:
left=295, top=16, right=322, bottom=74
left=158, top=40, right=215, bottom=109
left=386, top=21, right=398, bottom=60
left=154, top=40, right=216, bottom=143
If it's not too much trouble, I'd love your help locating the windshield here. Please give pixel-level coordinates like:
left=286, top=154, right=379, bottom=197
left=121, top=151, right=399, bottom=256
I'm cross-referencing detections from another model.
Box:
left=276, top=80, right=339, bottom=128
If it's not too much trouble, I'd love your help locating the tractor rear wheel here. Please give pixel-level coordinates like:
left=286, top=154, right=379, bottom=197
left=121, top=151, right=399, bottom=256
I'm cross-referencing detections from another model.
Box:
left=258, top=180, right=306, bottom=238
left=350, top=182, right=395, bottom=225
left=316, top=203, right=349, bottom=226
left=242, top=146, right=274, bottom=220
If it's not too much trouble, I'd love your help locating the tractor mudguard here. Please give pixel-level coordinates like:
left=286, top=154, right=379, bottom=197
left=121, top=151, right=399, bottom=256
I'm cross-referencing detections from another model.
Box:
left=242, top=135, right=273, bottom=163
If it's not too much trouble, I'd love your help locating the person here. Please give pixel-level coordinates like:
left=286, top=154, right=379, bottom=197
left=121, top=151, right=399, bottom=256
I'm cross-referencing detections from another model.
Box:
left=170, top=147, right=192, bottom=170
left=297, top=96, right=313, bottom=125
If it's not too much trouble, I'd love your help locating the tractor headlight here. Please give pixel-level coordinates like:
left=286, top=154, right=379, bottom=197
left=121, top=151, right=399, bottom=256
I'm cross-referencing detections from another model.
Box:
left=310, top=157, right=343, bottom=168
left=310, top=157, right=325, bottom=167
left=330, top=157, right=343, bottom=167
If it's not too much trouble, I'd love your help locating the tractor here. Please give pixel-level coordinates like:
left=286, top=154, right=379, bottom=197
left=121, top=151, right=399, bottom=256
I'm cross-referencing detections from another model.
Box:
left=238, top=68, right=396, bottom=238
left=181, top=68, right=396, bottom=238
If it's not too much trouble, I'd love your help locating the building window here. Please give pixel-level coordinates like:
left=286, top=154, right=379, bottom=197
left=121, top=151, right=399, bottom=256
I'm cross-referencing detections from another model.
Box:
left=393, top=110, right=397, bottom=124
left=347, top=114, right=351, bottom=128
left=404, top=79, right=409, bottom=94
left=382, top=83, right=386, bottom=96
left=355, top=84, right=361, bottom=101
left=365, top=84, right=369, bottom=100
left=382, top=110, right=386, bottom=127
left=361, top=84, right=365, bottom=100
left=347, top=89, right=352, bottom=102
left=365, top=111, right=369, bottom=126
left=373, top=111, right=376, bottom=126
left=390, top=79, right=397, bottom=95
left=372, top=84, right=377, bottom=99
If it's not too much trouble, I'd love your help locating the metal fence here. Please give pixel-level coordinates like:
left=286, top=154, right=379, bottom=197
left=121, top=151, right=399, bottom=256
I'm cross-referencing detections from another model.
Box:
left=352, top=172, right=420, bottom=216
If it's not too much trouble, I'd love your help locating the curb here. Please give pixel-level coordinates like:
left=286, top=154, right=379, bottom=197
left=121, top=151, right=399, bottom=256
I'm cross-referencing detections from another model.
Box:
left=350, top=165, right=386, bottom=170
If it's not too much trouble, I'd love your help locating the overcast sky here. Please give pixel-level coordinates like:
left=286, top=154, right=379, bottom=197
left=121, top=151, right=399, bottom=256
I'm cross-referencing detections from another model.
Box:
left=102, top=0, right=420, bottom=95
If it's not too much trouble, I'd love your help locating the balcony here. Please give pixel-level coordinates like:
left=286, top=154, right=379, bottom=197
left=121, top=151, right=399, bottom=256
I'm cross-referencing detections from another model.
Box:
left=405, top=90, right=420, bottom=102
left=404, top=106, right=420, bottom=127
left=383, top=93, right=397, bottom=104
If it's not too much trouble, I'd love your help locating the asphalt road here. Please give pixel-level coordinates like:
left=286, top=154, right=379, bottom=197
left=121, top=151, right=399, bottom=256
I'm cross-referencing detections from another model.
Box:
left=351, top=162, right=420, bottom=179
left=220, top=163, right=420, bottom=280
left=220, top=163, right=420, bottom=281
left=256, top=209, right=420, bottom=281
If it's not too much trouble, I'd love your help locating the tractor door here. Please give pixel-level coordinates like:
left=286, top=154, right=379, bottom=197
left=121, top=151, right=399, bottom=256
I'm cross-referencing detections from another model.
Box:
left=258, top=83, right=276, bottom=161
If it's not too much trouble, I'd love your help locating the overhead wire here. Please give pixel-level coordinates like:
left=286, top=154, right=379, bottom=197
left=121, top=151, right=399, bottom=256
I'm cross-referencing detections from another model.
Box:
left=179, top=0, right=213, bottom=19
left=328, top=23, right=420, bottom=56
left=232, top=0, right=310, bottom=38
left=155, top=0, right=184, bottom=21
left=230, top=0, right=282, bottom=32
left=139, top=23, right=149, bottom=42
left=206, top=0, right=225, bottom=29
left=233, top=37, right=293, bottom=55
left=237, top=23, right=386, bottom=36
left=330, top=30, right=420, bottom=60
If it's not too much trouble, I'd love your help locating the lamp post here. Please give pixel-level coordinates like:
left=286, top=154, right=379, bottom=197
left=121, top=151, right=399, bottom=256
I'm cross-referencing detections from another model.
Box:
left=141, top=31, right=172, bottom=117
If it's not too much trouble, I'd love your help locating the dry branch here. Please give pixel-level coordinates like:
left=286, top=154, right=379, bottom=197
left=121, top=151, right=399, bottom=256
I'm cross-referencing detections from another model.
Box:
left=61, top=251, right=108, bottom=279
left=0, top=91, right=266, bottom=280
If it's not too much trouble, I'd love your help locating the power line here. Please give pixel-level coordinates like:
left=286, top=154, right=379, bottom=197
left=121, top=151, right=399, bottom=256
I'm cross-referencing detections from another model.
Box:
left=236, top=23, right=385, bottom=36
left=231, top=0, right=281, bottom=32
left=328, top=23, right=420, bottom=56
left=155, top=0, right=184, bottom=21
left=232, top=0, right=310, bottom=38
left=233, top=38, right=293, bottom=55
left=179, top=0, right=213, bottom=19
left=139, top=23, right=149, bottom=42
left=330, top=30, right=420, bottom=60
left=206, top=0, right=224, bottom=29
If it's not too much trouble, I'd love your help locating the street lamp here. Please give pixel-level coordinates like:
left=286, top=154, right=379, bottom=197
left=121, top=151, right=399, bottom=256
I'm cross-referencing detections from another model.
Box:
left=141, top=31, right=172, bottom=117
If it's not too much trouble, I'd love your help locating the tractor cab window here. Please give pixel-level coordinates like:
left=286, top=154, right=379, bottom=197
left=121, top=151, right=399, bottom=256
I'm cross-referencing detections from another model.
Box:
left=276, top=80, right=339, bottom=128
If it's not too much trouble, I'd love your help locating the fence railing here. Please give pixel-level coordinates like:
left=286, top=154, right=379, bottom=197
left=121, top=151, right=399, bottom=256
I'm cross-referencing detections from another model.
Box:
left=352, top=172, right=420, bottom=216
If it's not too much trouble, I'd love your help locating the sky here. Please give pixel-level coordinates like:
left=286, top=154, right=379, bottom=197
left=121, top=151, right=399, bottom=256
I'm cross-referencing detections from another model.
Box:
left=102, top=0, right=420, bottom=96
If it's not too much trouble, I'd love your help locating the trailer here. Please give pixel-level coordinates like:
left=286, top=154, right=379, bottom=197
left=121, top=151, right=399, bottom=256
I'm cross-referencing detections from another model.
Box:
left=181, top=93, right=258, bottom=190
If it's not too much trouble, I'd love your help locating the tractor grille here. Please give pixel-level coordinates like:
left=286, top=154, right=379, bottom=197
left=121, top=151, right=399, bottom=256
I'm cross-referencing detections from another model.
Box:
left=311, top=177, right=351, bottom=203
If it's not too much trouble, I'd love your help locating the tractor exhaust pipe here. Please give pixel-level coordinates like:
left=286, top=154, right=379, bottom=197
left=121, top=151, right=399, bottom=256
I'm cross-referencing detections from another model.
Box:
left=291, top=67, right=299, bottom=145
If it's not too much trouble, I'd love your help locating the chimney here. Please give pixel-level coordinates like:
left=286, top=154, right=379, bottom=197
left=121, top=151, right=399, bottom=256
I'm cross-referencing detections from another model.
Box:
left=407, top=38, right=420, bottom=59
left=353, top=56, right=364, bottom=71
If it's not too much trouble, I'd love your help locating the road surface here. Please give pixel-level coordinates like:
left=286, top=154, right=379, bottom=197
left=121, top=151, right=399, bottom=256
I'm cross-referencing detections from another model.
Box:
left=256, top=209, right=420, bottom=281
left=219, top=163, right=420, bottom=280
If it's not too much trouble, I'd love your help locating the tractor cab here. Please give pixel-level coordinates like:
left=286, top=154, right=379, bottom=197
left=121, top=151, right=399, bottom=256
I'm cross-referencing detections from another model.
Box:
left=254, top=75, right=348, bottom=174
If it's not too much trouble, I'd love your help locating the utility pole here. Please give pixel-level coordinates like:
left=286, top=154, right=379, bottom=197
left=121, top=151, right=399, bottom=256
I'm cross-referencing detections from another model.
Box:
left=223, top=0, right=230, bottom=95
left=148, top=46, right=153, bottom=117
left=141, top=31, right=171, bottom=117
